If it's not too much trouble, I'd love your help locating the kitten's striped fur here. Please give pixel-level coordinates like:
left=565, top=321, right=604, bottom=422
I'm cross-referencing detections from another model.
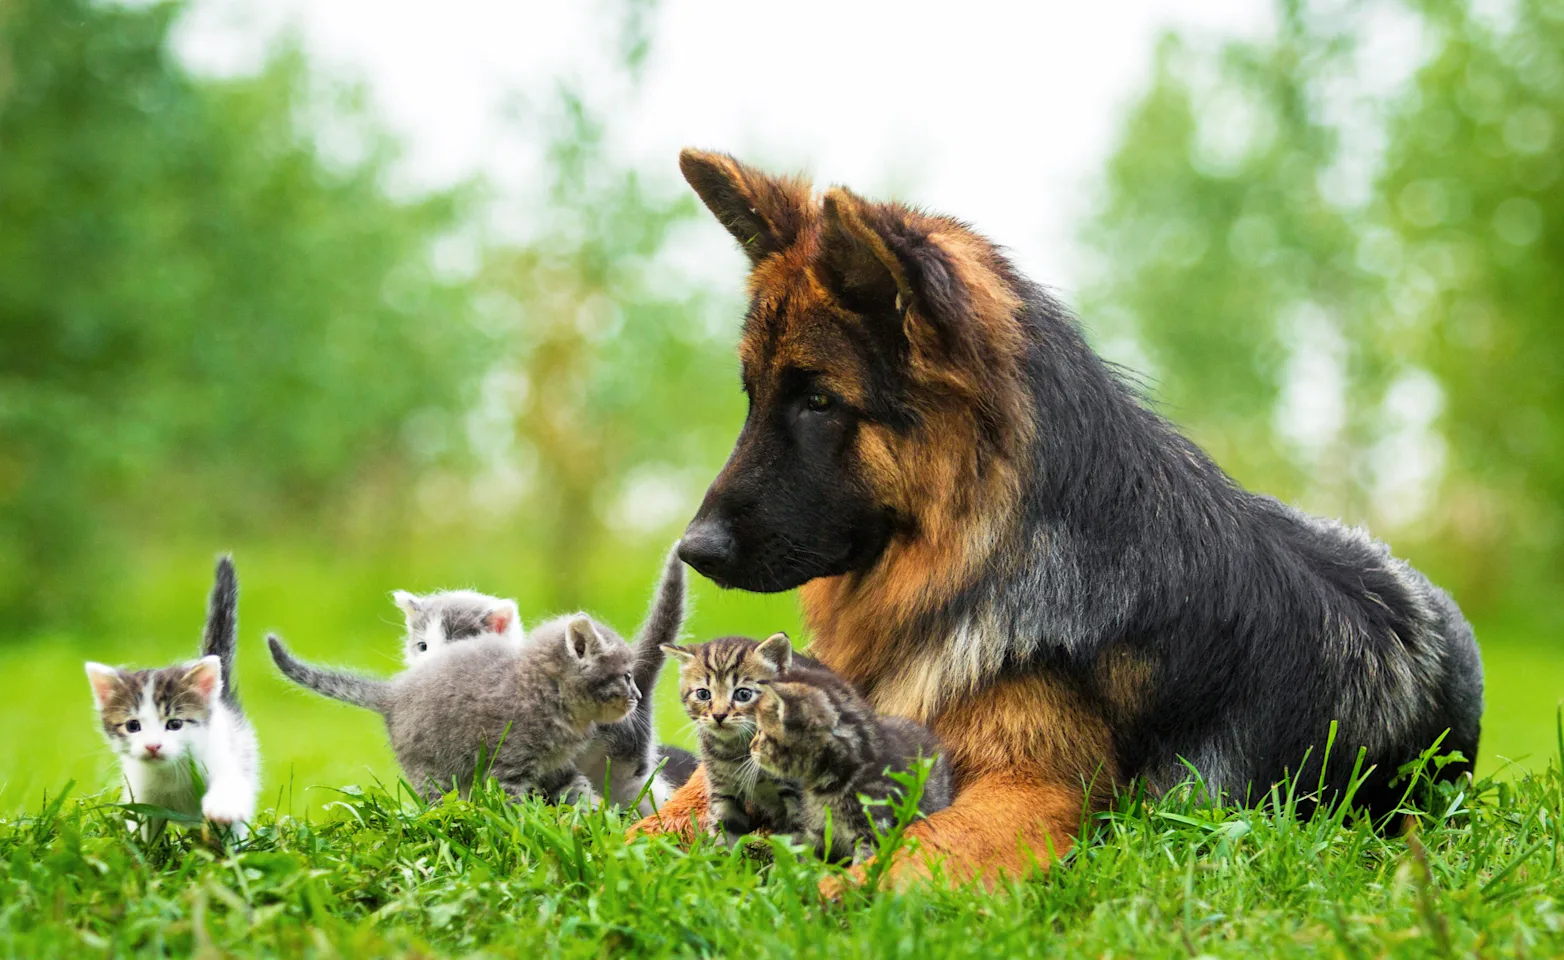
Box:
left=750, top=679, right=954, bottom=863
left=663, top=633, right=848, bottom=837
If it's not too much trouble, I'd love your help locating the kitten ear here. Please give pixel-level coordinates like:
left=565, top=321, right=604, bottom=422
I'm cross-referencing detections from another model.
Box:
left=183, top=655, right=224, bottom=703
left=392, top=590, right=422, bottom=621
left=565, top=616, right=600, bottom=661
left=660, top=644, right=695, bottom=664
left=485, top=599, right=520, bottom=636
left=756, top=632, right=793, bottom=674
left=84, top=662, right=121, bottom=710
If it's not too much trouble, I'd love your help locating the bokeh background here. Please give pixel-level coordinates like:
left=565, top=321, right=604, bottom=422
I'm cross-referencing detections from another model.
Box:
left=2, top=0, right=1559, bottom=816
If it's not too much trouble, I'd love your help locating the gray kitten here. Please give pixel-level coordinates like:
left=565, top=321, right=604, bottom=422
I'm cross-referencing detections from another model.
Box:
left=268, top=616, right=637, bottom=804
left=570, top=545, right=695, bottom=814
left=395, top=547, right=695, bottom=812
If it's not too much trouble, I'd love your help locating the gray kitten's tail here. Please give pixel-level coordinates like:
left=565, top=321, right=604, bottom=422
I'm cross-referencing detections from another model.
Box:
left=266, top=634, right=390, bottom=713
left=202, top=555, right=241, bottom=709
left=632, top=542, right=687, bottom=698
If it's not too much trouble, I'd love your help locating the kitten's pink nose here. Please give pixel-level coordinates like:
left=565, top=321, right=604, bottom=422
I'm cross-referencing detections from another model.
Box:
left=143, top=743, right=162, bottom=758
left=711, top=712, right=728, bottom=725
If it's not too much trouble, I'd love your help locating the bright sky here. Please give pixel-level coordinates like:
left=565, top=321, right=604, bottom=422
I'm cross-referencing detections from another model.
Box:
left=174, top=0, right=1275, bottom=294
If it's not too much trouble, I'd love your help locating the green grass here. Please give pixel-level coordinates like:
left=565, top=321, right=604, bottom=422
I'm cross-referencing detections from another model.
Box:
left=2, top=749, right=1561, bottom=957
left=3, top=540, right=1561, bottom=954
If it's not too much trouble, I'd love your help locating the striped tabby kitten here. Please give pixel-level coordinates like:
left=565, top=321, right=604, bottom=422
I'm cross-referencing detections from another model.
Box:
left=663, top=633, right=845, bottom=838
left=84, top=556, right=260, bottom=841
left=749, top=679, right=954, bottom=863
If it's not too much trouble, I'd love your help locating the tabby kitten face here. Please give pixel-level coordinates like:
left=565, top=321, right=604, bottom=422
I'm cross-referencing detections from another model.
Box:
left=749, top=681, right=840, bottom=780
left=663, top=633, right=793, bottom=744
left=84, top=657, right=223, bottom=766
left=393, top=589, right=521, bottom=666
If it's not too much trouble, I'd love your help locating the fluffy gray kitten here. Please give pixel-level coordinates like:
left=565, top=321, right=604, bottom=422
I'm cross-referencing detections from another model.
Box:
left=568, top=545, right=694, bottom=814
left=269, top=616, right=636, bottom=804
left=395, top=547, right=695, bottom=812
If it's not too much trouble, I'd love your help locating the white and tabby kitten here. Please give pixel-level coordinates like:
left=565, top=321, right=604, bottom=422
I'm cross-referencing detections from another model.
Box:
left=84, top=556, right=260, bottom=841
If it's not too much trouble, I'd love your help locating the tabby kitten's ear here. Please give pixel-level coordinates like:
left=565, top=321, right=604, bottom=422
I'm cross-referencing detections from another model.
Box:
left=755, top=632, right=793, bottom=674
left=565, top=616, right=602, bottom=661
left=184, top=655, right=224, bottom=703
left=84, top=662, right=122, bottom=710
left=660, top=644, right=696, bottom=665
left=392, top=590, right=422, bottom=623
left=485, top=599, right=520, bottom=636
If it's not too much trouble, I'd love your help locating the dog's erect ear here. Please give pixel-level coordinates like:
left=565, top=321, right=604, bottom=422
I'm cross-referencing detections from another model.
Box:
left=679, top=149, right=812, bottom=265
left=819, top=186, right=1002, bottom=372
left=819, top=187, right=917, bottom=314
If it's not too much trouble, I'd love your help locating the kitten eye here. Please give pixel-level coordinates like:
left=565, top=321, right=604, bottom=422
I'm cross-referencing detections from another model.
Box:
left=124, top=719, right=141, bottom=733
left=694, top=688, right=712, bottom=702
left=732, top=688, right=754, bottom=704
left=416, top=641, right=428, bottom=653
left=165, top=719, right=183, bottom=731
left=805, top=392, right=832, bottom=412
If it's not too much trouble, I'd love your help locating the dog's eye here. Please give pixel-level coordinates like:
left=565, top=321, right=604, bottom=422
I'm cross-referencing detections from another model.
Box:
left=124, top=719, right=141, bottom=733
left=694, top=688, right=712, bottom=701
left=416, top=641, right=428, bottom=653
left=166, top=719, right=184, bottom=731
left=805, top=392, right=832, bottom=412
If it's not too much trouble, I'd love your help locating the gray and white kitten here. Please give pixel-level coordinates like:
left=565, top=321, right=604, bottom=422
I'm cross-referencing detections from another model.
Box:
left=268, top=616, right=638, bottom=804
left=84, top=556, right=260, bottom=841
left=392, top=588, right=522, bottom=667
left=749, top=677, right=954, bottom=863
left=394, top=547, right=696, bottom=813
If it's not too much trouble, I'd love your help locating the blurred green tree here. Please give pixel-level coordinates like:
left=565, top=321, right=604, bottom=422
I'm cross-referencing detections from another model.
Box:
left=475, top=3, right=738, bottom=609
left=1081, top=0, right=1562, bottom=617
left=0, top=0, right=487, bottom=628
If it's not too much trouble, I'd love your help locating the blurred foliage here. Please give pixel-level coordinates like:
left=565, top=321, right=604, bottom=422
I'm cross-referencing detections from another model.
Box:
left=0, top=0, right=487, bottom=627
left=471, top=14, right=736, bottom=608
left=1082, top=0, right=1564, bottom=619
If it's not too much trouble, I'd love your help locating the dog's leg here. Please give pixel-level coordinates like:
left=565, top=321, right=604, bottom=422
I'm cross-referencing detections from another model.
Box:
left=626, top=764, right=709, bottom=841
left=822, top=770, right=1084, bottom=895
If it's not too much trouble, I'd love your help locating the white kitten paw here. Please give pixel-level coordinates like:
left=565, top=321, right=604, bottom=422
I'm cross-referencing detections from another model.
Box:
left=201, top=786, right=253, bottom=830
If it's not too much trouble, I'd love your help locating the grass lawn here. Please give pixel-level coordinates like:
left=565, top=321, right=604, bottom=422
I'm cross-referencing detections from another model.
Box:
left=2, top=748, right=1561, bottom=957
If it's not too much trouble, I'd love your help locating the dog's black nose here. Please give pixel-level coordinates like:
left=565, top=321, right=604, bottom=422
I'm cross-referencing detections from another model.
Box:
left=679, top=519, right=734, bottom=581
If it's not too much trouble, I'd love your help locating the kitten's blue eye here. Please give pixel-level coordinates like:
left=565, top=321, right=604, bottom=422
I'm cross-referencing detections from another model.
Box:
left=124, top=720, right=141, bottom=733
left=166, top=719, right=183, bottom=731
left=416, top=641, right=428, bottom=653
left=733, top=688, right=754, bottom=704
left=694, top=688, right=711, bottom=702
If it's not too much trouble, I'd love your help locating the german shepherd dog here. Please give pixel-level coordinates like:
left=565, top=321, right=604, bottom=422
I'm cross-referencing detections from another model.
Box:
left=630, top=150, right=1484, bottom=887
